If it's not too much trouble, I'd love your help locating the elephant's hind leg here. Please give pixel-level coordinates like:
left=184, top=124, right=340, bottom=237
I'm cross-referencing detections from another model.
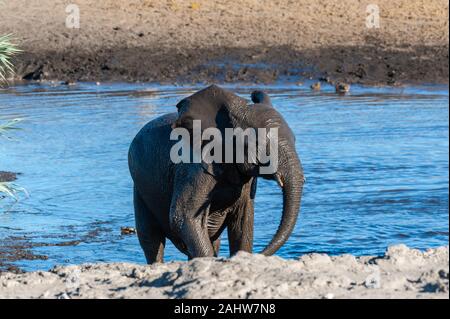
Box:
left=134, top=187, right=166, bottom=263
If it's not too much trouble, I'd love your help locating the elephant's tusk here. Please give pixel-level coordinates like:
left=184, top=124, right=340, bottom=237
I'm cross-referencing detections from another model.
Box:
left=274, top=173, right=284, bottom=188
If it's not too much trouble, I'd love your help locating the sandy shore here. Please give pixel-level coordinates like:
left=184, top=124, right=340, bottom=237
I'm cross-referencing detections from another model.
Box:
left=0, top=245, right=447, bottom=299
left=0, top=0, right=448, bottom=85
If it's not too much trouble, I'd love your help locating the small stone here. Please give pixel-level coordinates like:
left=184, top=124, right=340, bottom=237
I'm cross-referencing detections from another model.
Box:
left=121, top=227, right=136, bottom=235
left=364, top=268, right=381, bottom=289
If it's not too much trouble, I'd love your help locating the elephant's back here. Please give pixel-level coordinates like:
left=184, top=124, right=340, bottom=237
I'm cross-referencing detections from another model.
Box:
left=137, top=113, right=178, bottom=133
left=128, top=113, right=177, bottom=207
left=129, top=112, right=176, bottom=157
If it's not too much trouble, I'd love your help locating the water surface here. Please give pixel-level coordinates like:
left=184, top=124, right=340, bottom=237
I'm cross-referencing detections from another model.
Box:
left=0, top=82, right=448, bottom=271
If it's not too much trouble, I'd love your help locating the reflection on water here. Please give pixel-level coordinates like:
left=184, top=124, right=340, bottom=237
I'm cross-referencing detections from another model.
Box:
left=0, top=82, right=448, bottom=271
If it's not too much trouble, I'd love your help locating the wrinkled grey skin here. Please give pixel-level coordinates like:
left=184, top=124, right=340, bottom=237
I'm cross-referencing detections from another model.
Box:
left=128, top=85, right=304, bottom=263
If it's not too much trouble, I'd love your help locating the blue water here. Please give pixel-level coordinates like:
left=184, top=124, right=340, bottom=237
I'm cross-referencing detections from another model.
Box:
left=0, top=82, right=448, bottom=271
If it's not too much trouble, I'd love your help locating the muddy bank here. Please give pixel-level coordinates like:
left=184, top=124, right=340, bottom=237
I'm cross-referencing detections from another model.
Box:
left=0, top=245, right=448, bottom=299
left=0, top=0, right=448, bottom=85
left=0, top=236, right=48, bottom=274
left=0, top=171, right=17, bottom=183
left=0, top=222, right=116, bottom=274
left=11, top=44, right=450, bottom=86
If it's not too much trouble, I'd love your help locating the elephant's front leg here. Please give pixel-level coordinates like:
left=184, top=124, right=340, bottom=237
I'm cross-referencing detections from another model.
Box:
left=169, top=165, right=216, bottom=259
left=182, top=216, right=215, bottom=259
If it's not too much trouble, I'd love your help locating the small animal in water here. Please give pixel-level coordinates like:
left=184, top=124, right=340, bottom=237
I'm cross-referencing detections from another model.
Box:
left=310, top=82, right=321, bottom=91
left=335, top=82, right=351, bottom=94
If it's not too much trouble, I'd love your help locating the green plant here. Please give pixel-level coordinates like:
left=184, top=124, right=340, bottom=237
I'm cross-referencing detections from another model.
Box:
left=0, top=34, right=24, bottom=200
left=0, top=118, right=26, bottom=200
left=0, top=34, right=21, bottom=82
left=0, top=118, right=25, bottom=200
left=0, top=118, right=22, bottom=139
left=0, top=182, right=27, bottom=200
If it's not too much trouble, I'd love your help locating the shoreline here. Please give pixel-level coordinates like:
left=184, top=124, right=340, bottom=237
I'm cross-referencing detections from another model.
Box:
left=0, top=245, right=448, bottom=299
left=1, top=0, right=448, bottom=86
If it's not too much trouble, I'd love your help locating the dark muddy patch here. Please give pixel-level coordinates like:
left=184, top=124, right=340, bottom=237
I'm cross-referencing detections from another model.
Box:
left=0, top=171, right=19, bottom=183
left=0, top=236, right=48, bottom=274
left=0, top=222, right=115, bottom=273
left=12, top=44, right=449, bottom=86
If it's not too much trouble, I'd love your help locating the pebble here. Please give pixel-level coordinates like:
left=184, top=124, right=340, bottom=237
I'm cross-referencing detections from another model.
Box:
left=121, top=227, right=136, bottom=235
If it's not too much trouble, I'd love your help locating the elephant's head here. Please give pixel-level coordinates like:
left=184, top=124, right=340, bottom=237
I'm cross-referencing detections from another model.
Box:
left=172, top=85, right=304, bottom=256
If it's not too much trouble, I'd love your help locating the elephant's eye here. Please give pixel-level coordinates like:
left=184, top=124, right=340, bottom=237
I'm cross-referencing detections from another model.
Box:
left=176, top=99, right=190, bottom=113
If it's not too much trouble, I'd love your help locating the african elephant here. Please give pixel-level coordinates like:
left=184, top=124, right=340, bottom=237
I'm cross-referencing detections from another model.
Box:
left=128, top=85, right=304, bottom=263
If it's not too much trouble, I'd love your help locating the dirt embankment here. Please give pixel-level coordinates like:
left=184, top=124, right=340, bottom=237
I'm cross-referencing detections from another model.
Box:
left=0, top=0, right=448, bottom=85
left=0, top=245, right=448, bottom=299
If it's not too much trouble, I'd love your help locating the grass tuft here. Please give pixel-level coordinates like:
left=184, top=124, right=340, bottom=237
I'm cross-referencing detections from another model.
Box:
left=0, top=34, right=21, bottom=82
left=0, top=118, right=22, bottom=139
left=0, top=183, right=28, bottom=201
left=0, top=34, right=25, bottom=201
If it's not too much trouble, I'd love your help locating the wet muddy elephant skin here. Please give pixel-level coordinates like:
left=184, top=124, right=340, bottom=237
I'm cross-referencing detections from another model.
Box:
left=128, top=85, right=304, bottom=263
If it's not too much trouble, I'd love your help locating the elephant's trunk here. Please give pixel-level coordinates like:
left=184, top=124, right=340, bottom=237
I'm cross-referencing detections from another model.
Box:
left=260, top=149, right=304, bottom=256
